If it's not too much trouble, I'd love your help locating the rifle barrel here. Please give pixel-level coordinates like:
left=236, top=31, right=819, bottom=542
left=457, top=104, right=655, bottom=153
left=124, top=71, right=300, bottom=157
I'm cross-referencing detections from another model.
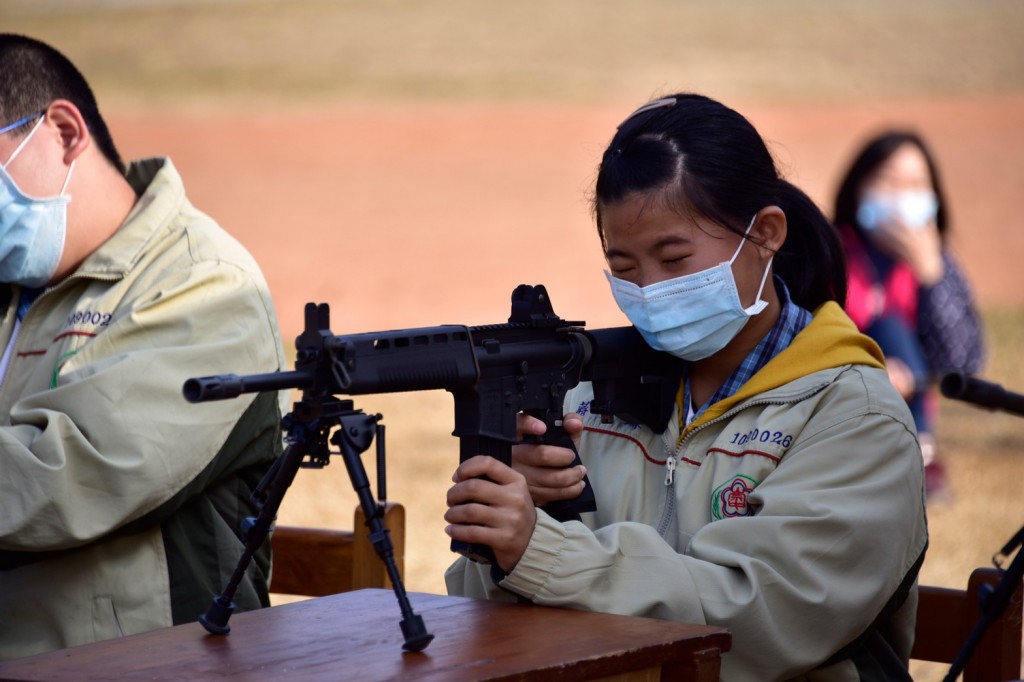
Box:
left=183, top=370, right=312, bottom=402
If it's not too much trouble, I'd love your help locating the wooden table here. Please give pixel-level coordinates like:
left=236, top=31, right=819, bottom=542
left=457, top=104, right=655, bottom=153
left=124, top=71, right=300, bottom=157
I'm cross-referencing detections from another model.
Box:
left=0, top=589, right=730, bottom=681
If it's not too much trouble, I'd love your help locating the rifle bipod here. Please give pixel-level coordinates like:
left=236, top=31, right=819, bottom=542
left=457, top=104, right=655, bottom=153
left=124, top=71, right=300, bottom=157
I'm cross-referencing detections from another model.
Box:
left=198, top=395, right=433, bottom=652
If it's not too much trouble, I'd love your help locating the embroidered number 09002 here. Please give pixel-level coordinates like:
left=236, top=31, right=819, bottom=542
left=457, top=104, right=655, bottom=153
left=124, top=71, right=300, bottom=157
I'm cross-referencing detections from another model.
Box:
left=65, top=310, right=112, bottom=327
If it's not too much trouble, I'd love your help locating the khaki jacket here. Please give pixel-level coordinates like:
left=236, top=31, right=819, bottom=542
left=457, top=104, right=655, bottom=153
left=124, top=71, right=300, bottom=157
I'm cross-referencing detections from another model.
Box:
left=0, top=158, right=286, bottom=659
left=447, top=303, right=928, bottom=681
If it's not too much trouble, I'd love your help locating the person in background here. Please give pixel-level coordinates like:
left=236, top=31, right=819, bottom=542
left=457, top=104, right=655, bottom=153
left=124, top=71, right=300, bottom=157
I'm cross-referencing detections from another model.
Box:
left=445, top=93, right=928, bottom=681
left=0, top=34, right=287, bottom=659
left=832, top=130, right=986, bottom=497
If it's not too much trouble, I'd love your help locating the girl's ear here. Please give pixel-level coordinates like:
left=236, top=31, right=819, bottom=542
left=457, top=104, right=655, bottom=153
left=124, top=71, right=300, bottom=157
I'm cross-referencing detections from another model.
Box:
left=752, top=206, right=787, bottom=258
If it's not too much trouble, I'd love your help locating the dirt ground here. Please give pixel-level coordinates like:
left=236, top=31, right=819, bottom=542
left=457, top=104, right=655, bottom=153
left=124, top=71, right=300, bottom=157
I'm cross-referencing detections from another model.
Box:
left=110, top=95, right=1023, bottom=678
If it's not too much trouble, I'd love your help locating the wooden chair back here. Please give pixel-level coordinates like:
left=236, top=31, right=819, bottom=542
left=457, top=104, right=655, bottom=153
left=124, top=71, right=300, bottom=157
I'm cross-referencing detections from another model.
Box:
left=269, top=502, right=405, bottom=597
left=912, top=566, right=1023, bottom=681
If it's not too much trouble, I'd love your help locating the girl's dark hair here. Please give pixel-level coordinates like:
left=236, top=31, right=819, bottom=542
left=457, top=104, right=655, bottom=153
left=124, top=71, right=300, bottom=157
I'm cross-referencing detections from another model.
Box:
left=594, top=92, right=845, bottom=310
left=832, top=130, right=948, bottom=244
left=0, top=33, right=125, bottom=173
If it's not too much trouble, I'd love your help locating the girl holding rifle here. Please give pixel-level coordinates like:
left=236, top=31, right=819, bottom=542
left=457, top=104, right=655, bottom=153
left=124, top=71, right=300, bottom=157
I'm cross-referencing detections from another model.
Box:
left=445, top=93, right=928, bottom=682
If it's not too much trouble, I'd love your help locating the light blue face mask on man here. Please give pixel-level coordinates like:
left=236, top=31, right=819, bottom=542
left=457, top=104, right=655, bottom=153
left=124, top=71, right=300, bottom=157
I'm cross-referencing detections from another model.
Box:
left=0, top=113, right=74, bottom=288
left=606, top=215, right=772, bottom=362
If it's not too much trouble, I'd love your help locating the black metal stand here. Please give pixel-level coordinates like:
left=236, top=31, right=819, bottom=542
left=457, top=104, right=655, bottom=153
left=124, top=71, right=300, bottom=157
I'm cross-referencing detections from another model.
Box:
left=942, top=524, right=1024, bottom=681
left=940, top=372, right=1024, bottom=417
left=939, top=372, right=1024, bottom=680
left=198, top=395, right=433, bottom=652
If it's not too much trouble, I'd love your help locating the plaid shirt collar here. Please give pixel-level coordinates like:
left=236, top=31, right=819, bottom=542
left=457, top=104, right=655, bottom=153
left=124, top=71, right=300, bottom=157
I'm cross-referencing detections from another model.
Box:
left=684, top=277, right=812, bottom=424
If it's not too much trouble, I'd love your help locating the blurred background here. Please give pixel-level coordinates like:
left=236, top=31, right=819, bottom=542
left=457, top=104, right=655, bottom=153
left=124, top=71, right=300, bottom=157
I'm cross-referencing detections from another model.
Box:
left=3, top=1, right=1022, bottom=677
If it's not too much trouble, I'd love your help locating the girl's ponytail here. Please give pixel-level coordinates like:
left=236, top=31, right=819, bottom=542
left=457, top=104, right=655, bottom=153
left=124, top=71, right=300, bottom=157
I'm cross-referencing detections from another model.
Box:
left=774, top=180, right=847, bottom=311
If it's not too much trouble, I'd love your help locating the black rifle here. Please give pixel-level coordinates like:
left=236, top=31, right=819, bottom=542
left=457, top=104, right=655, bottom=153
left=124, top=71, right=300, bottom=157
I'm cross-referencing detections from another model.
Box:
left=184, top=284, right=682, bottom=645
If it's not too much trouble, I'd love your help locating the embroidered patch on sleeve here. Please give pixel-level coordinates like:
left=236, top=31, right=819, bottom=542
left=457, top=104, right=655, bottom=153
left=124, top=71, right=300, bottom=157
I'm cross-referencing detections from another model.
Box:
left=711, top=475, right=759, bottom=520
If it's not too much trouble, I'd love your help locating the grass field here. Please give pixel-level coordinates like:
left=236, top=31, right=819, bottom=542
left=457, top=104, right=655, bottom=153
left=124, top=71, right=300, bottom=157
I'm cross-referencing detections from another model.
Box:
left=3, top=2, right=1023, bottom=678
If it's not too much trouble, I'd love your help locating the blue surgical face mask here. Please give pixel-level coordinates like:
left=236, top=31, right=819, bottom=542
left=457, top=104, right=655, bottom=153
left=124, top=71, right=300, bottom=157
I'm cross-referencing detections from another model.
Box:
left=856, top=189, right=938, bottom=232
left=606, top=215, right=772, bottom=362
left=0, top=115, right=74, bottom=287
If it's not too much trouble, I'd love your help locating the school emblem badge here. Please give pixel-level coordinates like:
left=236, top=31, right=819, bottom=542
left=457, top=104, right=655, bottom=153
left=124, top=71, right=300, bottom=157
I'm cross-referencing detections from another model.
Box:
left=711, top=475, right=758, bottom=520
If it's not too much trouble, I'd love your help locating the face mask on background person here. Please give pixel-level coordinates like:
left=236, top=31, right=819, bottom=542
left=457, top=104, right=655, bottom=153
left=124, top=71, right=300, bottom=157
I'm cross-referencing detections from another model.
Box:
left=0, top=113, right=74, bottom=288
left=856, top=189, right=938, bottom=232
left=606, top=215, right=772, bottom=362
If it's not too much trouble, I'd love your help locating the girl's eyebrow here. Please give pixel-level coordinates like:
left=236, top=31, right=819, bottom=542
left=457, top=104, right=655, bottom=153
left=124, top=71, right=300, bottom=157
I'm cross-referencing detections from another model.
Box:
left=606, top=235, right=692, bottom=260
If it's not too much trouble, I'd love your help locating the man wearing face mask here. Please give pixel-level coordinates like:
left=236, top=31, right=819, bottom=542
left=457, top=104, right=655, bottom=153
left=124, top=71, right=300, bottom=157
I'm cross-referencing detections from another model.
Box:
left=0, top=34, right=287, bottom=659
left=832, top=130, right=985, bottom=497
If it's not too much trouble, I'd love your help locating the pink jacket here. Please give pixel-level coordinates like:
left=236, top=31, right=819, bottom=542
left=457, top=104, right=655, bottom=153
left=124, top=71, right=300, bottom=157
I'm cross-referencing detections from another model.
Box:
left=838, top=224, right=918, bottom=332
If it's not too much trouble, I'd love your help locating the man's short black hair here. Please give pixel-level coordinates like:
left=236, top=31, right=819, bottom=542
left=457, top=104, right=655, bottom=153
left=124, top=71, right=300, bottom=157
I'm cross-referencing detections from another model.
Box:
left=0, top=33, right=125, bottom=173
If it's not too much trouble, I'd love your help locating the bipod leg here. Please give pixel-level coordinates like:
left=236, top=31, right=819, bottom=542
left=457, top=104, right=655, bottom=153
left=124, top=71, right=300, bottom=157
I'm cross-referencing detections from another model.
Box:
left=199, top=418, right=316, bottom=635
left=334, top=410, right=434, bottom=652
left=943, top=535, right=1024, bottom=682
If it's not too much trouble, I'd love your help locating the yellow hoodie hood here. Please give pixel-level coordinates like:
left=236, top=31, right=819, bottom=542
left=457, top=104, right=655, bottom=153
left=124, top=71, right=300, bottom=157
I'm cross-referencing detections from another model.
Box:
left=685, top=302, right=885, bottom=433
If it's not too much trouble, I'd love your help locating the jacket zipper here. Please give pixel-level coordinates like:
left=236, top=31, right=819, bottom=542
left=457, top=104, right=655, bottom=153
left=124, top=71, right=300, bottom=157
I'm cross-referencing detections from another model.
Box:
left=656, top=432, right=678, bottom=537
left=654, top=387, right=828, bottom=538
